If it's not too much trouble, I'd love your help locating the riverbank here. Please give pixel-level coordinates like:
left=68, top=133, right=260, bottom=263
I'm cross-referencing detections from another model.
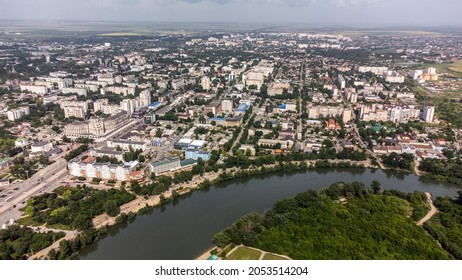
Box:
left=81, top=167, right=462, bottom=260
left=26, top=158, right=455, bottom=260
left=28, top=159, right=368, bottom=259
left=195, top=247, right=218, bottom=260
left=91, top=158, right=375, bottom=233
left=28, top=165, right=238, bottom=259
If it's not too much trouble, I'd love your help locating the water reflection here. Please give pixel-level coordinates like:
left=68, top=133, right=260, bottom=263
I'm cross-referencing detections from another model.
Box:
left=80, top=168, right=460, bottom=260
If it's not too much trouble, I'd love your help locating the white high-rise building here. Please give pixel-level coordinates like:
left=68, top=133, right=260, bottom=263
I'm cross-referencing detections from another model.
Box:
left=20, top=85, right=48, bottom=95
left=383, top=71, right=405, bottom=83
left=201, top=76, right=211, bottom=91
left=422, top=105, right=435, bottom=123
left=338, top=74, right=346, bottom=89
left=64, top=106, right=85, bottom=119
left=350, top=93, right=358, bottom=103
left=140, top=91, right=152, bottom=107
left=409, top=70, right=423, bottom=80
left=221, top=99, right=234, bottom=113
left=60, top=101, right=89, bottom=112
left=94, top=99, right=109, bottom=112
left=342, top=109, right=352, bottom=123
left=120, top=100, right=134, bottom=116
left=358, top=66, right=388, bottom=75
left=7, top=107, right=30, bottom=121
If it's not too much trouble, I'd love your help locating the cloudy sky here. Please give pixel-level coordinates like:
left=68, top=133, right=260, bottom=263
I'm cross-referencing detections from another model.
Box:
left=0, top=0, right=461, bottom=26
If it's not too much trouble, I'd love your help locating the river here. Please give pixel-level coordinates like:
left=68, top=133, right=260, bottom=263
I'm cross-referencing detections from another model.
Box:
left=79, top=168, right=460, bottom=260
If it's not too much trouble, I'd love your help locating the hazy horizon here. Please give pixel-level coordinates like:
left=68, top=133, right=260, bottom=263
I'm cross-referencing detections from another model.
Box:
left=1, top=0, right=461, bottom=27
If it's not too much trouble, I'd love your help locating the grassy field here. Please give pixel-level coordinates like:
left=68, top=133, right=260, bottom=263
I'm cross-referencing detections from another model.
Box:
left=449, top=61, right=462, bottom=72
left=226, top=247, right=262, bottom=260
left=410, top=61, right=462, bottom=78
left=262, top=253, right=290, bottom=260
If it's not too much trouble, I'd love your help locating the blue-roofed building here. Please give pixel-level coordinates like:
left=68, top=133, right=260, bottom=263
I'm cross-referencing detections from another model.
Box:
left=148, top=101, right=162, bottom=110
left=209, top=117, right=226, bottom=125
left=236, top=104, right=249, bottom=113
left=185, top=149, right=211, bottom=161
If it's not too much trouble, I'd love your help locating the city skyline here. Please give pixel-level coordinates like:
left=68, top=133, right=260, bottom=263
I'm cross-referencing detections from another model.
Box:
left=1, top=0, right=462, bottom=26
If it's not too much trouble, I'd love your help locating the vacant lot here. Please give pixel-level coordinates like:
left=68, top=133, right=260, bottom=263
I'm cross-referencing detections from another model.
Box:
left=449, top=62, right=462, bottom=73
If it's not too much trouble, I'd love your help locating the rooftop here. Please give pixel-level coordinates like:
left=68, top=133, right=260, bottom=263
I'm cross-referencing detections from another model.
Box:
left=150, top=156, right=180, bottom=167
left=31, top=141, right=51, bottom=147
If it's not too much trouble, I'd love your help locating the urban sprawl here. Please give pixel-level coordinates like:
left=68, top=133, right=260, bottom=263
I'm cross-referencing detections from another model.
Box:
left=1, top=30, right=461, bottom=234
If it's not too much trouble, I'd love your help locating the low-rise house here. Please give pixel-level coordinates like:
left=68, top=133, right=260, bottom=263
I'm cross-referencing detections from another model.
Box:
left=304, top=140, right=323, bottom=153
left=326, top=119, right=341, bottom=130
left=373, top=146, right=388, bottom=155
left=416, top=150, right=446, bottom=160
left=342, top=140, right=356, bottom=150
left=15, top=137, right=29, bottom=148
left=107, top=139, right=147, bottom=151
left=152, top=138, right=167, bottom=147
left=0, top=158, right=12, bottom=169
left=373, top=145, right=403, bottom=155
left=150, top=156, right=181, bottom=175
left=239, top=144, right=256, bottom=156
left=0, top=178, right=10, bottom=187
left=91, top=147, right=125, bottom=162
left=258, top=139, right=294, bottom=149
left=31, top=141, right=53, bottom=154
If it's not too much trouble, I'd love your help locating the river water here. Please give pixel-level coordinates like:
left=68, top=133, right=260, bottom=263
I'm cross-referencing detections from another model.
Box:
left=80, top=168, right=460, bottom=260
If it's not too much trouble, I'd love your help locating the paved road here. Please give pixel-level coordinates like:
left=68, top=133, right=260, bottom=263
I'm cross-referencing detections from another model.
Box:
left=297, top=62, right=304, bottom=140
left=417, top=192, right=438, bottom=226
left=0, top=159, right=68, bottom=226
left=350, top=122, right=385, bottom=169
left=230, top=113, right=254, bottom=155
left=414, top=159, right=421, bottom=176
left=155, top=133, right=183, bottom=160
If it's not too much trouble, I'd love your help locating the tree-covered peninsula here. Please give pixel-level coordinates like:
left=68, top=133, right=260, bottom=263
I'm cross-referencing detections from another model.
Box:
left=213, top=182, right=455, bottom=260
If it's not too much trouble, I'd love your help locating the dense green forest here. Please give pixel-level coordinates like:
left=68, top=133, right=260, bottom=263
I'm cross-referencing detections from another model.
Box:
left=213, top=182, right=452, bottom=260
left=19, top=186, right=135, bottom=231
left=424, top=193, right=462, bottom=259
left=435, top=98, right=462, bottom=129
left=0, top=225, right=64, bottom=260
left=419, top=158, right=462, bottom=186
left=381, top=152, right=414, bottom=171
